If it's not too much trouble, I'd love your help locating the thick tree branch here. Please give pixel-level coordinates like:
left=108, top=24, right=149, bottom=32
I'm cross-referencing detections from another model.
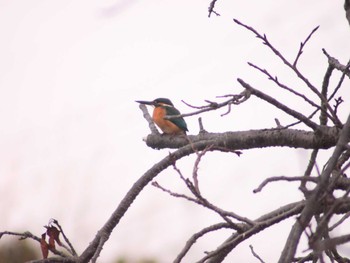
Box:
left=143, top=127, right=339, bottom=151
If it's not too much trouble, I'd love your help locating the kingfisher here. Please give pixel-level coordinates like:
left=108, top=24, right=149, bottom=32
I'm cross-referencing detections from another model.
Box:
left=136, top=98, right=188, bottom=135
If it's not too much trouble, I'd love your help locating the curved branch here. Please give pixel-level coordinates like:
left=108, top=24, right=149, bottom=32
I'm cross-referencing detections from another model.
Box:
left=78, top=140, right=239, bottom=262
left=174, top=223, right=232, bottom=263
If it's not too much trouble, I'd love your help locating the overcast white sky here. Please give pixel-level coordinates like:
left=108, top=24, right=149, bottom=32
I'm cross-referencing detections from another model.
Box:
left=0, top=0, right=349, bottom=262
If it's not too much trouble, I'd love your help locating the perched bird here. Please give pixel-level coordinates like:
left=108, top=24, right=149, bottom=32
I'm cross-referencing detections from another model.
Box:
left=136, top=98, right=188, bottom=135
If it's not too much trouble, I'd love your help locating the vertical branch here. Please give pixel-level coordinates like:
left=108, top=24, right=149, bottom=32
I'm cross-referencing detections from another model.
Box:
left=192, top=145, right=213, bottom=193
left=319, top=65, right=334, bottom=125
left=299, top=149, right=319, bottom=194
left=345, top=0, right=350, bottom=25
left=138, top=104, right=160, bottom=134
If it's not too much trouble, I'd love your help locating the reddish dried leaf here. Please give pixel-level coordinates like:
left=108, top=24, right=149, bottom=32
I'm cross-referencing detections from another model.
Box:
left=48, top=235, right=55, bottom=249
left=46, top=225, right=62, bottom=247
left=40, top=233, right=49, bottom=259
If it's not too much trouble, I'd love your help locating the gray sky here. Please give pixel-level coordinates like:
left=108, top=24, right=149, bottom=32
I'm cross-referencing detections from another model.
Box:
left=0, top=0, right=349, bottom=262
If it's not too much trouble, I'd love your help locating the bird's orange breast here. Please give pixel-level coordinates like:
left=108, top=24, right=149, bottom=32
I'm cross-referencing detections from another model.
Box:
left=153, top=107, right=184, bottom=134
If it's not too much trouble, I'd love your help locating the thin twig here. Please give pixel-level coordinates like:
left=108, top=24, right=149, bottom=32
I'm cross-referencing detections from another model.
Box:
left=329, top=211, right=350, bottom=231
left=253, top=176, right=318, bottom=193
left=167, top=163, right=255, bottom=226
left=0, top=231, right=69, bottom=259
left=237, top=78, right=320, bottom=130
left=152, top=181, right=199, bottom=204
left=319, top=64, right=334, bottom=126
left=249, top=245, right=266, bottom=263
left=165, top=91, right=250, bottom=120
left=202, top=202, right=305, bottom=263
left=208, top=0, right=220, bottom=17
left=299, top=149, right=319, bottom=194
left=234, top=19, right=342, bottom=127
left=52, top=219, right=77, bottom=256
left=248, top=62, right=325, bottom=111
left=174, top=223, right=232, bottom=263
left=293, top=26, right=320, bottom=67
left=193, top=146, right=213, bottom=193
left=0, top=231, right=41, bottom=242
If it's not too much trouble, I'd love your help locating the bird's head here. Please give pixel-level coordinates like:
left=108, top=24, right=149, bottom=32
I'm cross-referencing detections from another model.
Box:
left=136, top=98, right=174, bottom=107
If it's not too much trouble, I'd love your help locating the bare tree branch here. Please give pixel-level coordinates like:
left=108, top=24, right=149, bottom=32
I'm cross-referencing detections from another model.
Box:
left=138, top=104, right=160, bottom=134
left=154, top=161, right=254, bottom=226
left=164, top=91, right=250, bottom=120
left=322, top=49, right=350, bottom=78
left=233, top=19, right=342, bottom=127
left=279, top=113, right=350, bottom=262
left=300, top=149, right=319, bottom=194
left=4, top=8, right=350, bottom=263
left=247, top=62, right=322, bottom=111
left=51, top=219, right=77, bottom=257
left=0, top=230, right=74, bottom=261
left=249, top=245, right=266, bottom=263
left=293, top=26, right=320, bottom=67
left=208, top=0, right=220, bottom=17
left=345, top=0, right=350, bottom=25
left=312, top=234, right=350, bottom=253
left=78, top=143, right=201, bottom=262
left=237, top=78, right=320, bottom=130
left=204, top=201, right=305, bottom=263
left=174, top=223, right=232, bottom=263
left=253, top=176, right=318, bottom=193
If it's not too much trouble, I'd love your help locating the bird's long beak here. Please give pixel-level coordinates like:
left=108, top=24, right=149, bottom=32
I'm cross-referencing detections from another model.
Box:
left=135, top=100, right=154, bottom=105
